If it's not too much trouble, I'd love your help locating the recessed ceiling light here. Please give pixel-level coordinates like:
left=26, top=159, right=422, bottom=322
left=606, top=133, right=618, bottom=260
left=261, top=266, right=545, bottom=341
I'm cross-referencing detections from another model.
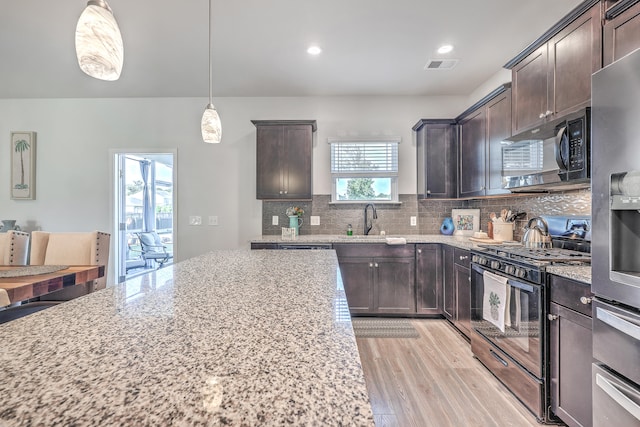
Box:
left=437, top=44, right=454, bottom=54
left=307, top=46, right=322, bottom=55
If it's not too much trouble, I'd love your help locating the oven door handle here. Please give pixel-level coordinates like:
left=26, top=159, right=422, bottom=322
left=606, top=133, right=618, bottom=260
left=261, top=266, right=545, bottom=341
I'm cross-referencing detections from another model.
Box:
left=472, top=264, right=535, bottom=293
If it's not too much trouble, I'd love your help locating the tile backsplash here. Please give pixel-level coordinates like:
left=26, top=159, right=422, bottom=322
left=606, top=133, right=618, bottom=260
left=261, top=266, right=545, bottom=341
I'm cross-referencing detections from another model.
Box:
left=261, top=189, right=592, bottom=241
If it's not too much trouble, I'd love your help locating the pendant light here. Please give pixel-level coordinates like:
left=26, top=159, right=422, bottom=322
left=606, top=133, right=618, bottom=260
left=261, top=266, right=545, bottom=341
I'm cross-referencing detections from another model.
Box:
left=201, top=0, right=222, bottom=144
left=75, top=0, right=124, bottom=81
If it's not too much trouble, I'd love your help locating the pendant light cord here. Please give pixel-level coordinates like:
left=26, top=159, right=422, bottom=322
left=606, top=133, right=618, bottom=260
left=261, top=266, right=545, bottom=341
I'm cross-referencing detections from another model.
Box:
left=208, top=0, right=213, bottom=105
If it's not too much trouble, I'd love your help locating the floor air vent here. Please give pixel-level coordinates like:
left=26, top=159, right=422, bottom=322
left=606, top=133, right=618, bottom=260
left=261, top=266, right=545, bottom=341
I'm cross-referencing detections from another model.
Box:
left=424, top=59, right=459, bottom=70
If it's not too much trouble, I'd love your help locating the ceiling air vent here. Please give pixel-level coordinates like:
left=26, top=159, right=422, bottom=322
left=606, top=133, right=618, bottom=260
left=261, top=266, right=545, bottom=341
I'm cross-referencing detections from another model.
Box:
left=424, top=59, right=459, bottom=70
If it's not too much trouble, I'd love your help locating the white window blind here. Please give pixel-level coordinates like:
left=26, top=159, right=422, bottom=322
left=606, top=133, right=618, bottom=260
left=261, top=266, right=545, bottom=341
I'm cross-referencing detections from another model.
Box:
left=330, top=142, right=398, bottom=175
left=503, top=140, right=543, bottom=171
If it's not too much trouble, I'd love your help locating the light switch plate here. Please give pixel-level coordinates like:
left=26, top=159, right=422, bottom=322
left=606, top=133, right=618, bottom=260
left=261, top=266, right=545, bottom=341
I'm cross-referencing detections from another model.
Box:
left=410, top=216, right=417, bottom=226
left=189, top=215, right=202, bottom=226
left=272, top=216, right=279, bottom=226
left=208, top=215, right=218, bottom=226
left=310, top=216, right=320, bottom=226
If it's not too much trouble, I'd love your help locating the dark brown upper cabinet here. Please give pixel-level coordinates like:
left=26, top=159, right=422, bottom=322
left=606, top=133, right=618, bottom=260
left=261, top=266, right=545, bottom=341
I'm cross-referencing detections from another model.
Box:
left=252, top=120, right=316, bottom=200
left=507, top=1, right=601, bottom=136
left=457, top=85, right=511, bottom=198
left=414, top=119, right=457, bottom=199
left=604, top=0, right=640, bottom=66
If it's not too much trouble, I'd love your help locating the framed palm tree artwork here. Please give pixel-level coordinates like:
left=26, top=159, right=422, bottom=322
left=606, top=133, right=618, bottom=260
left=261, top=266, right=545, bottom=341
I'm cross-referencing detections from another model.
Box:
left=10, top=131, right=36, bottom=200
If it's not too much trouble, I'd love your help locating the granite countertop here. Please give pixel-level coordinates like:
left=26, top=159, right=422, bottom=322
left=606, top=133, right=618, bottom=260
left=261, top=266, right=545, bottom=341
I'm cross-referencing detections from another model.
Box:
left=250, top=234, right=479, bottom=250
left=546, top=265, right=592, bottom=284
left=0, top=250, right=374, bottom=426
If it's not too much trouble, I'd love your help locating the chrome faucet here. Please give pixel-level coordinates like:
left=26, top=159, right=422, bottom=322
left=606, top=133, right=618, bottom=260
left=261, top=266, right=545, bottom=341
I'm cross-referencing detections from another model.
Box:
left=364, top=203, right=378, bottom=235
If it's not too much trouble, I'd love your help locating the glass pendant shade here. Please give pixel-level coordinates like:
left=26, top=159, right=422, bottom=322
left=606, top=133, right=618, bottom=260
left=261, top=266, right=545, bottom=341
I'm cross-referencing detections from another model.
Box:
left=201, top=104, right=222, bottom=144
left=75, top=0, right=124, bottom=81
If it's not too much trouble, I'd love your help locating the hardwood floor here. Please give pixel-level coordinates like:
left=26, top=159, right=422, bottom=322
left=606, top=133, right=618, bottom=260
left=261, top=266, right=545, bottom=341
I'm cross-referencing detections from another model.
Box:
left=356, top=319, right=553, bottom=427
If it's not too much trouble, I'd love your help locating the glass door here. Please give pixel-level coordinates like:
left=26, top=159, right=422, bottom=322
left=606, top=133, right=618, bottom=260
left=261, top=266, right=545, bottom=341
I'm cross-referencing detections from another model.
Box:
left=114, top=152, right=175, bottom=283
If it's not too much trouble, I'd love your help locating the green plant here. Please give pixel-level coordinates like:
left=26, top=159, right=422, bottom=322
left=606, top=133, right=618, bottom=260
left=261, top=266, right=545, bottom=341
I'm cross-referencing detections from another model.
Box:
left=489, top=292, right=500, bottom=308
left=14, top=139, right=30, bottom=189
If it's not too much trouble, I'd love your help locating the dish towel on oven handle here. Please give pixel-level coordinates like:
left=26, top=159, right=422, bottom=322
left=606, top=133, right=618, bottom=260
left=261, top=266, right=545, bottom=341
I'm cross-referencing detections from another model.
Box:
left=483, top=270, right=509, bottom=333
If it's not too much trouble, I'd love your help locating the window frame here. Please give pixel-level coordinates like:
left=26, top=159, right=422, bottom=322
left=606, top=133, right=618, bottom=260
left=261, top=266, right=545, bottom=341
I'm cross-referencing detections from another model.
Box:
left=328, top=137, right=401, bottom=204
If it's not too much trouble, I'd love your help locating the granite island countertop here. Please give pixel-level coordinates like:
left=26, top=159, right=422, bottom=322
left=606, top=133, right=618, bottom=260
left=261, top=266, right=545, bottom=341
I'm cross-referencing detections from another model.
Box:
left=0, top=250, right=374, bottom=426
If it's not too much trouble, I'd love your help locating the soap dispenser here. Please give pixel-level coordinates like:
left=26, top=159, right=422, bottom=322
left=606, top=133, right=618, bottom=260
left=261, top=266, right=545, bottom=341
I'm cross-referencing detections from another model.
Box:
left=347, top=224, right=353, bottom=236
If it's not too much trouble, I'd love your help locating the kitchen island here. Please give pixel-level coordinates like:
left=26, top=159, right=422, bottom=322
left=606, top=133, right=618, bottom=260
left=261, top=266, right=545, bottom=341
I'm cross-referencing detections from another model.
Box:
left=0, top=250, right=374, bottom=426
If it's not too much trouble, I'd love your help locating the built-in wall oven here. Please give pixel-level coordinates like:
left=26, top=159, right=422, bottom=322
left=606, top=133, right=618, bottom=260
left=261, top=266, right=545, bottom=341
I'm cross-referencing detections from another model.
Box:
left=470, top=239, right=591, bottom=423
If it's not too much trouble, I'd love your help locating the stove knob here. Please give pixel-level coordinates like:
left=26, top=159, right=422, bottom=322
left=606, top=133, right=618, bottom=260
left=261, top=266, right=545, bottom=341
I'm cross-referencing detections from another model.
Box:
left=515, top=268, right=527, bottom=279
left=490, top=260, right=501, bottom=270
left=505, top=265, right=515, bottom=275
left=478, top=257, right=488, bottom=266
left=472, top=255, right=478, bottom=263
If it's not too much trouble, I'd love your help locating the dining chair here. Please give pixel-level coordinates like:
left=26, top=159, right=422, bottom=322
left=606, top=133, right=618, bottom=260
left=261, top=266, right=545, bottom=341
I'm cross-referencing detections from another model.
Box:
left=0, top=230, right=30, bottom=265
left=29, top=231, right=110, bottom=301
left=137, top=231, right=172, bottom=269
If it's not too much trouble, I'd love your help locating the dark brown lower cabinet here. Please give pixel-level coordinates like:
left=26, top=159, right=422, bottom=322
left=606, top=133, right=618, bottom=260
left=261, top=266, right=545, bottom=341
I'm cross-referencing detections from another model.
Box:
left=454, top=261, right=471, bottom=338
left=442, top=247, right=471, bottom=338
left=442, top=245, right=455, bottom=321
left=416, top=244, right=442, bottom=315
left=335, top=244, right=415, bottom=315
left=549, top=275, right=593, bottom=427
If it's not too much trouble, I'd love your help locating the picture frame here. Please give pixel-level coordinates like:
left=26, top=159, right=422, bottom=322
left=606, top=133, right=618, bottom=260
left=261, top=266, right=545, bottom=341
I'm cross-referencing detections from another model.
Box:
left=10, top=131, right=36, bottom=200
left=451, top=208, right=480, bottom=236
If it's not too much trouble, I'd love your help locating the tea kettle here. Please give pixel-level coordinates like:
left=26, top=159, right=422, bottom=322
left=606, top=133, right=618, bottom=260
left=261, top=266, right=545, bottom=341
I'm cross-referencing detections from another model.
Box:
left=522, top=217, right=552, bottom=248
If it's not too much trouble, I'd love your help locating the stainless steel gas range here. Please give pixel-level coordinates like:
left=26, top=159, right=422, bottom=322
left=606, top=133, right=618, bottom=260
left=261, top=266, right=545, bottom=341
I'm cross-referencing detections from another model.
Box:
left=469, top=221, right=590, bottom=423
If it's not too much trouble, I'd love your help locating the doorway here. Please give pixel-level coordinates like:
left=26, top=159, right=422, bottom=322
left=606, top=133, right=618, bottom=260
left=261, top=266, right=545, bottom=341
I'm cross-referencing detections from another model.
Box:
left=113, top=151, right=176, bottom=283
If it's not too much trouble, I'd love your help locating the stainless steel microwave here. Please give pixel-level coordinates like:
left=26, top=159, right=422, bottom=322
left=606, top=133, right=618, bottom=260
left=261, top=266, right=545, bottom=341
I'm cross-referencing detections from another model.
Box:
left=501, top=108, right=590, bottom=192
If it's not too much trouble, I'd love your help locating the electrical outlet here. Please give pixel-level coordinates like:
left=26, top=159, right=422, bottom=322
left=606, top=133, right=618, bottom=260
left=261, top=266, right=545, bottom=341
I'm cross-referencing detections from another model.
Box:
left=310, top=216, right=320, bottom=226
left=410, top=216, right=417, bottom=226
left=189, top=216, right=202, bottom=226
left=272, top=216, right=279, bottom=226
left=208, top=215, right=218, bottom=226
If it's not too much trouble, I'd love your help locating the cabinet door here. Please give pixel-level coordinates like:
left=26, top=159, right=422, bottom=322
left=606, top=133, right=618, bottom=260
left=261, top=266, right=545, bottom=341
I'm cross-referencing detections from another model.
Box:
left=416, top=244, right=442, bottom=315
left=256, top=126, right=284, bottom=199
left=417, top=122, right=456, bottom=199
left=375, top=257, right=415, bottom=314
left=454, top=263, right=471, bottom=339
left=548, top=3, right=602, bottom=118
left=512, top=44, right=548, bottom=134
left=549, top=302, right=593, bottom=427
left=442, top=245, right=455, bottom=321
left=338, top=257, right=374, bottom=314
left=459, top=108, right=486, bottom=197
left=282, top=125, right=313, bottom=199
left=485, top=90, right=511, bottom=196
left=604, top=1, right=640, bottom=66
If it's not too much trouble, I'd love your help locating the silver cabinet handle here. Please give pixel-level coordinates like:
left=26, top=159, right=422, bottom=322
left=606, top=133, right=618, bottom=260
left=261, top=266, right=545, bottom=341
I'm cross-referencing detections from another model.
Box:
left=597, top=307, right=640, bottom=341
left=426, top=190, right=431, bottom=194
left=596, top=373, right=640, bottom=421
left=459, top=255, right=469, bottom=260
left=374, top=263, right=379, bottom=268
left=548, top=314, right=558, bottom=321
left=279, top=190, right=283, bottom=194
left=580, top=296, right=592, bottom=305
left=284, top=190, right=288, bottom=194
left=369, top=263, right=373, bottom=268
left=417, top=249, right=422, bottom=254
left=545, top=110, right=553, bottom=117
left=539, top=113, right=546, bottom=119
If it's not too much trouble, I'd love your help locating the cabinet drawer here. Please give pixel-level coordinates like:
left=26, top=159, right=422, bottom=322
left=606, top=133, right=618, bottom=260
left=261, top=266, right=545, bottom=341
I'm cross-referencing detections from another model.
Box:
left=593, top=299, right=640, bottom=386
left=471, top=330, right=543, bottom=420
left=549, top=274, right=593, bottom=317
left=454, top=248, right=470, bottom=268
left=334, top=243, right=414, bottom=258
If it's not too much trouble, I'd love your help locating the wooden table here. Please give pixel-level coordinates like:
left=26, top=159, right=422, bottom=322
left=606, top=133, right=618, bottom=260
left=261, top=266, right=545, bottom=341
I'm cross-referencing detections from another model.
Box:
left=0, top=265, right=104, bottom=304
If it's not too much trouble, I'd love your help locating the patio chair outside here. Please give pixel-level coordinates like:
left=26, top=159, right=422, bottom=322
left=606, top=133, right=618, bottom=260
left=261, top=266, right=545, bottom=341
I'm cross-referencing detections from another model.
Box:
left=137, top=231, right=172, bottom=268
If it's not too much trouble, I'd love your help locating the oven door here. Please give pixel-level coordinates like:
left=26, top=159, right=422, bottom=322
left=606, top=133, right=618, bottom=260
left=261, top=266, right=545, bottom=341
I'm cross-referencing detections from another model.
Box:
left=471, top=263, right=543, bottom=378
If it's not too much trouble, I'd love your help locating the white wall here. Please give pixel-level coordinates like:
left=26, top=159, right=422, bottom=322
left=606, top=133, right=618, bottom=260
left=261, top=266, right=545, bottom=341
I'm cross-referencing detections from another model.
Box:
left=0, top=95, right=466, bottom=283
